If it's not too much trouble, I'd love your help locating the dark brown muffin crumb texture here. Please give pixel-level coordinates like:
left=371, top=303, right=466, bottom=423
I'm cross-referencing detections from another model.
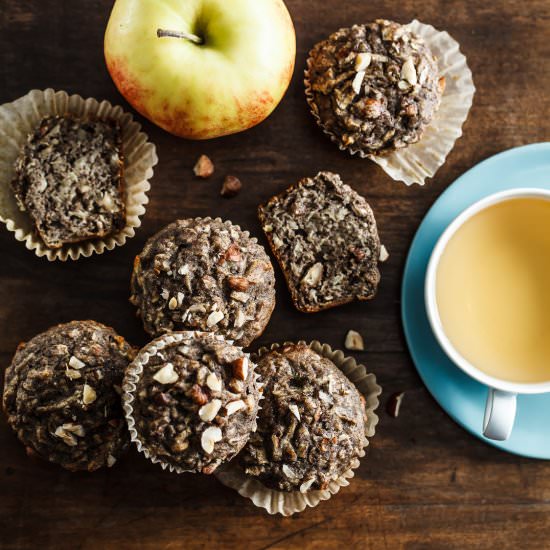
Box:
left=130, top=332, right=260, bottom=474
left=307, top=20, right=444, bottom=155
left=259, top=171, right=381, bottom=312
left=2, top=320, right=135, bottom=472
left=130, top=218, right=276, bottom=347
left=11, top=115, right=125, bottom=248
left=242, top=344, right=366, bottom=492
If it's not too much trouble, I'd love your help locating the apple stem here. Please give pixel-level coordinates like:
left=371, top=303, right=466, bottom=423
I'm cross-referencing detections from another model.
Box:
left=157, top=28, right=203, bottom=45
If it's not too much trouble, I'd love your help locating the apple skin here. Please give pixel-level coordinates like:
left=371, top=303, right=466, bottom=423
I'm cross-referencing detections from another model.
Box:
left=104, top=0, right=296, bottom=139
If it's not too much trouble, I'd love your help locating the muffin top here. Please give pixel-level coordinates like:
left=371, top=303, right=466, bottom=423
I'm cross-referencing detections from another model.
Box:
left=125, top=331, right=261, bottom=474
left=258, top=171, right=381, bottom=312
left=11, top=115, right=125, bottom=248
left=306, top=20, right=444, bottom=155
left=130, top=218, right=276, bottom=347
left=2, top=320, right=135, bottom=472
left=242, top=343, right=366, bottom=492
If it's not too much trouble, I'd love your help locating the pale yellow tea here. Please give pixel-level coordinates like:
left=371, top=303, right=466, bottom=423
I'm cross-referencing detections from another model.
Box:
left=436, top=197, right=550, bottom=384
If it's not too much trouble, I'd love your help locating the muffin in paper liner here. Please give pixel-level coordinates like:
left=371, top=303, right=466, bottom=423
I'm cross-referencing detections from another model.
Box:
left=122, top=330, right=262, bottom=474
left=304, top=20, right=475, bottom=185
left=0, top=88, right=158, bottom=260
left=215, top=340, right=381, bottom=516
left=130, top=216, right=277, bottom=347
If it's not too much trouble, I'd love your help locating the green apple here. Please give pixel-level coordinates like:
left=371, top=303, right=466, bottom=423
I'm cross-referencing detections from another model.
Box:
left=104, top=0, right=296, bottom=139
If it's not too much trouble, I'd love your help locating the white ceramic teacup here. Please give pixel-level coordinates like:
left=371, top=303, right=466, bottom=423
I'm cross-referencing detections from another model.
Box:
left=425, top=188, right=550, bottom=441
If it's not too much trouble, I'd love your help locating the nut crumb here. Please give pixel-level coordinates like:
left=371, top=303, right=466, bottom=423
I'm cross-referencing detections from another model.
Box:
left=387, top=391, right=405, bottom=418
left=199, top=399, right=222, bottom=422
left=355, top=52, right=371, bottom=71
left=69, top=356, right=85, bottom=370
left=379, top=245, right=389, bottom=262
left=65, top=367, right=82, bottom=380
left=300, top=478, right=315, bottom=493
left=206, top=372, right=222, bottom=392
left=193, top=154, right=214, bottom=178
left=201, top=426, right=223, bottom=454
left=221, top=175, right=242, bottom=198
left=232, top=356, right=249, bottom=381
left=82, top=384, right=97, bottom=405
left=352, top=70, right=365, bottom=94
left=227, top=276, right=249, bottom=292
left=190, top=384, right=209, bottom=405
left=207, top=310, right=224, bottom=327
left=288, top=403, right=301, bottom=421
left=301, top=262, right=323, bottom=287
left=401, top=58, right=417, bottom=85
left=153, top=363, right=179, bottom=384
left=344, top=330, right=364, bottom=351
left=225, top=400, right=246, bottom=416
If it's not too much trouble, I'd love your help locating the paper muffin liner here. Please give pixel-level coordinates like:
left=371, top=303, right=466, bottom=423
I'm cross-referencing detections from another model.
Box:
left=122, top=331, right=261, bottom=474
left=305, top=20, right=475, bottom=185
left=0, top=88, right=158, bottom=260
left=215, top=340, right=382, bottom=516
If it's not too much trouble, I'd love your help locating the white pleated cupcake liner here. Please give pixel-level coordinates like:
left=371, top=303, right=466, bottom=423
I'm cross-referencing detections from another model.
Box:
left=0, top=88, right=158, bottom=260
left=122, top=331, right=261, bottom=474
left=215, top=340, right=381, bottom=516
left=305, top=20, right=475, bottom=185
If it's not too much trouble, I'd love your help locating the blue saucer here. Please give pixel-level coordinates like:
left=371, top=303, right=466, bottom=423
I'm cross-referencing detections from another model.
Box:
left=401, top=143, right=550, bottom=459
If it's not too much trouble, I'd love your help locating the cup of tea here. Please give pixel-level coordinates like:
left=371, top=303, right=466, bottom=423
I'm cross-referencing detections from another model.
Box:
left=425, top=188, right=550, bottom=441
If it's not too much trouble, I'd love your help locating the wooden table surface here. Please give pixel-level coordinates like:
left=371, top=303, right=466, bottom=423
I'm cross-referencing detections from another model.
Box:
left=1, top=1, right=550, bottom=548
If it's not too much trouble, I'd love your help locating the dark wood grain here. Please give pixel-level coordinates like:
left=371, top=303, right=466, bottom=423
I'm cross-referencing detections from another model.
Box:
left=1, top=1, right=550, bottom=548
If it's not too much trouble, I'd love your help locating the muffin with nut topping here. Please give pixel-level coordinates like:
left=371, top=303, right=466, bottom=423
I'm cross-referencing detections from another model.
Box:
left=305, top=19, right=445, bottom=156
left=258, top=171, right=382, bottom=313
left=123, top=331, right=261, bottom=474
left=2, top=320, right=135, bottom=472
left=130, top=218, right=276, bottom=347
left=241, top=343, right=367, bottom=492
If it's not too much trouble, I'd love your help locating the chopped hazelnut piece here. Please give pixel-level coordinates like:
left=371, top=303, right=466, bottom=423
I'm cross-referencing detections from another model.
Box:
left=153, top=363, right=179, bottom=384
left=344, top=330, right=364, bottom=351
left=201, top=426, right=222, bottom=454
left=193, top=154, right=214, bottom=178
left=69, top=356, right=85, bottom=370
left=227, top=276, right=249, bottom=292
left=232, top=356, right=249, bottom=380
left=82, top=384, right=97, bottom=405
left=225, top=400, right=246, bottom=416
left=221, top=175, right=242, bottom=198
left=199, top=399, right=222, bottom=422
left=206, top=372, right=222, bottom=392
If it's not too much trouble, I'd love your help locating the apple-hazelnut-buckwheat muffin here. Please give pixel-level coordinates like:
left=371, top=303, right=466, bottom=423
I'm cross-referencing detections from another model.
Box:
left=258, top=171, right=382, bottom=313
left=241, top=343, right=366, bottom=492
left=305, top=20, right=445, bottom=156
left=130, top=218, right=276, bottom=347
left=2, top=320, right=135, bottom=471
left=123, top=331, right=261, bottom=474
left=11, top=115, right=125, bottom=248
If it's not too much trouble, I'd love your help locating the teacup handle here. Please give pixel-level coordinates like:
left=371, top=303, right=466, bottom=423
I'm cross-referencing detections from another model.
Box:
left=483, top=389, right=517, bottom=441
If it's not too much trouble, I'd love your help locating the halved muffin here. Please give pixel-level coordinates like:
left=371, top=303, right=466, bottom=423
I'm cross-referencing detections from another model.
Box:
left=11, top=115, right=125, bottom=248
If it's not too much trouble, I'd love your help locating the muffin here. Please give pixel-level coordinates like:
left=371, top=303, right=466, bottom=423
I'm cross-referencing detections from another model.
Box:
left=242, top=343, right=366, bottom=492
left=2, top=320, right=135, bottom=471
left=123, top=331, right=261, bottom=474
left=305, top=19, right=445, bottom=156
left=258, top=171, right=381, bottom=313
left=130, top=218, right=276, bottom=347
left=11, top=115, right=125, bottom=248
